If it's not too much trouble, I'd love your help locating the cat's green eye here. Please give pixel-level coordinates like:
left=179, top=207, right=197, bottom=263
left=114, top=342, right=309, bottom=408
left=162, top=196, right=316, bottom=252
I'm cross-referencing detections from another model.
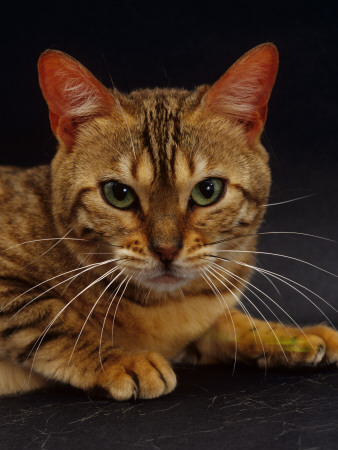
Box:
left=102, top=181, right=137, bottom=209
left=190, top=178, right=225, bottom=207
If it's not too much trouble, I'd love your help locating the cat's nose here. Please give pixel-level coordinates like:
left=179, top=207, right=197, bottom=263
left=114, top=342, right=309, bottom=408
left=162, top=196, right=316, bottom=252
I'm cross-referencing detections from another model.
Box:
left=149, top=241, right=183, bottom=263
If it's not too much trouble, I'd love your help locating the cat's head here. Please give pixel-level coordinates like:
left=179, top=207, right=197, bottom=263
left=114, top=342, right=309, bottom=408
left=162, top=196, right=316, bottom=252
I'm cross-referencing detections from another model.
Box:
left=38, top=44, right=278, bottom=296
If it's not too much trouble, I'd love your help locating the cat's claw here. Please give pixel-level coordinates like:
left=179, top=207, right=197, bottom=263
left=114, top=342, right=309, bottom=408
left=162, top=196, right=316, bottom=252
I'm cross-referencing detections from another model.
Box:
left=98, top=352, right=176, bottom=401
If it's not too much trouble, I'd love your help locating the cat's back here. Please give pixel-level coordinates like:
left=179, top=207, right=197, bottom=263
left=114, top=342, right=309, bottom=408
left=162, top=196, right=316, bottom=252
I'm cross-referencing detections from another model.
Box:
left=0, top=165, right=54, bottom=249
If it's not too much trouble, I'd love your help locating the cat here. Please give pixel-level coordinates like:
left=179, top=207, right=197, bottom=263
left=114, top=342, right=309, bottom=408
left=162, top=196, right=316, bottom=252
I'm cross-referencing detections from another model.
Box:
left=0, top=43, right=337, bottom=400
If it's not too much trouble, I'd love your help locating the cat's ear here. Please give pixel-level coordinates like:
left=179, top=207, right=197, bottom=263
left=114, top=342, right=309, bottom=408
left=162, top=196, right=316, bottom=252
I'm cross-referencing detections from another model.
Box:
left=203, top=43, right=278, bottom=145
left=38, top=50, right=114, bottom=151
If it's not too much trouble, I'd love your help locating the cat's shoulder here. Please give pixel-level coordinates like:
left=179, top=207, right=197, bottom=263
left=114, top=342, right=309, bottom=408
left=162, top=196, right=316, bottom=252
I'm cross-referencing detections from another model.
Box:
left=0, top=164, right=51, bottom=209
left=0, top=164, right=50, bottom=186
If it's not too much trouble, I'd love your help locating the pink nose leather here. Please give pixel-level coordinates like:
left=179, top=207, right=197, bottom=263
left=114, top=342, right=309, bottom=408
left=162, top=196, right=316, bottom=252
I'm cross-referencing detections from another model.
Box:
left=153, top=245, right=180, bottom=263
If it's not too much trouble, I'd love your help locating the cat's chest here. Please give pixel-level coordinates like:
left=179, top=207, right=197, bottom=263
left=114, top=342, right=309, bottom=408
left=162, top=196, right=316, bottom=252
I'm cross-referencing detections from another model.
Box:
left=99, top=293, right=229, bottom=360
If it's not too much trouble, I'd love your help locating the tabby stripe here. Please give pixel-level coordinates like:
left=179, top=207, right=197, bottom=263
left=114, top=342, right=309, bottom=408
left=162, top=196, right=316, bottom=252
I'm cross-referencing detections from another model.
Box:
left=187, top=154, right=195, bottom=176
left=142, top=112, right=157, bottom=184
left=17, top=330, right=77, bottom=363
left=77, top=340, right=91, bottom=352
left=87, top=346, right=100, bottom=359
left=17, top=340, right=43, bottom=363
left=100, top=354, right=111, bottom=366
left=170, top=144, right=177, bottom=178
left=1, top=312, right=50, bottom=339
left=231, top=183, right=260, bottom=205
left=0, top=295, right=53, bottom=317
left=36, top=331, right=79, bottom=352
left=130, top=157, right=138, bottom=180
left=0, top=275, right=31, bottom=285
left=68, top=187, right=96, bottom=222
left=0, top=252, right=28, bottom=266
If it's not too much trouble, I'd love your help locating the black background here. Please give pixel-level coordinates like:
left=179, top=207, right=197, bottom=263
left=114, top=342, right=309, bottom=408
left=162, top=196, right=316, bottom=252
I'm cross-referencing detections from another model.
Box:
left=1, top=1, right=338, bottom=449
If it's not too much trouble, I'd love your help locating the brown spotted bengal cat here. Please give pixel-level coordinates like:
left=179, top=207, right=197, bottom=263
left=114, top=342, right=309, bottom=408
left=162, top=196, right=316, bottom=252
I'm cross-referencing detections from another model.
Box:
left=0, top=43, right=337, bottom=400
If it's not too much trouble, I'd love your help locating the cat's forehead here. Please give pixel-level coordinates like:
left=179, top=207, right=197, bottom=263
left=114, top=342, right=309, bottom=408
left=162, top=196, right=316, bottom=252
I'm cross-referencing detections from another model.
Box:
left=115, top=87, right=221, bottom=186
left=117, top=146, right=208, bottom=190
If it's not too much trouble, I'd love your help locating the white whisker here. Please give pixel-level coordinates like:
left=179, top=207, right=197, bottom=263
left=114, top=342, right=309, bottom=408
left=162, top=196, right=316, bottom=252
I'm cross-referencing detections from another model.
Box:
left=204, top=266, right=264, bottom=351
left=25, top=229, right=74, bottom=267
left=99, top=272, right=128, bottom=370
left=205, top=266, right=288, bottom=362
left=262, top=194, right=314, bottom=207
left=66, top=267, right=122, bottom=368
left=28, top=264, right=123, bottom=376
left=200, top=269, right=239, bottom=373
left=208, top=261, right=310, bottom=345
left=210, top=254, right=338, bottom=329
left=0, top=237, right=102, bottom=255
left=7, top=258, right=122, bottom=318
left=210, top=249, right=338, bottom=278
left=207, top=231, right=337, bottom=246
left=111, top=276, right=132, bottom=347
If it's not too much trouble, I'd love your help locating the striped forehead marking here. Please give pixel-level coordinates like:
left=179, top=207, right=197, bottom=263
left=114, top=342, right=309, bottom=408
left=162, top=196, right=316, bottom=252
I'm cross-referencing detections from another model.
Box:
left=140, top=98, right=182, bottom=183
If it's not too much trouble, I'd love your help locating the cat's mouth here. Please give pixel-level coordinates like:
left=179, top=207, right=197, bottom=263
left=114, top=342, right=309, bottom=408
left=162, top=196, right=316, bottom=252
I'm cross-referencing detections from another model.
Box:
left=151, top=273, right=182, bottom=285
left=143, top=267, right=194, bottom=292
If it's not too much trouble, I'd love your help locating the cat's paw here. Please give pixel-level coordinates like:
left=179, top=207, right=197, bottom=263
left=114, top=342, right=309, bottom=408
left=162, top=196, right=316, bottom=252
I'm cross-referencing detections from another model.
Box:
left=98, top=351, right=177, bottom=401
left=302, top=325, right=338, bottom=366
left=255, top=325, right=338, bottom=369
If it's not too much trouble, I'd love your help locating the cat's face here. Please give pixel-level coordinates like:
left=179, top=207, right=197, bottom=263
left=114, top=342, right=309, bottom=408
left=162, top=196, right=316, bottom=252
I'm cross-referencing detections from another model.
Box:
left=39, top=44, right=278, bottom=296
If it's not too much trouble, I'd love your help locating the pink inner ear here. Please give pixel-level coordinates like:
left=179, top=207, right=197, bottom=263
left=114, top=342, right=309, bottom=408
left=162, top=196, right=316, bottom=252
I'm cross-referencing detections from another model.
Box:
left=204, top=44, right=279, bottom=144
left=38, top=50, right=114, bottom=149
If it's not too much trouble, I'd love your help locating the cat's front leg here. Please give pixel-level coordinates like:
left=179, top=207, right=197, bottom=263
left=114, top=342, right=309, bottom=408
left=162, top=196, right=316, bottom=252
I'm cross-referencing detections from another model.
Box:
left=0, top=296, right=176, bottom=399
left=192, top=309, right=338, bottom=368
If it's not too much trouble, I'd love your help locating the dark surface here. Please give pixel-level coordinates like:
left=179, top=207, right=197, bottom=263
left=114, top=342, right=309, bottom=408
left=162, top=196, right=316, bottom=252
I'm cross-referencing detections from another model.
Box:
left=2, top=365, right=338, bottom=450
left=1, top=1, right=338, bottom=449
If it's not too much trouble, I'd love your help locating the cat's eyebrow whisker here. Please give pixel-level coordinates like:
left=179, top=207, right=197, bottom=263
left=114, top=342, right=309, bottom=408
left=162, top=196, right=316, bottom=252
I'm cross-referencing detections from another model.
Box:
left=209, top=254, right=338, bottom=328
left=262, top=194, right=314, bottom=207
left=67, top=268, right=123, bottom=368
left=205, top=231, right=337, bottom=246
left=207, top=249, right=338, bottom=278
left=205, top=266, right=288, bottom=363
left=28, top=264, right=124, bottom=377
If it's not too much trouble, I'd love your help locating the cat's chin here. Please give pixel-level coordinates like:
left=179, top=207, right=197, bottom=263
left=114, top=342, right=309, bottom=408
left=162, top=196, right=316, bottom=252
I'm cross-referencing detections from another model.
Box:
left=142, top=272, right=194, bottom=293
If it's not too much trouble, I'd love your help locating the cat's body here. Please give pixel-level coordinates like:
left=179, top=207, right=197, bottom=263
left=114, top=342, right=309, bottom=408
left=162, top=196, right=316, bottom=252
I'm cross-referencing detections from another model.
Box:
left=0, top=44, right=337, bottom=400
